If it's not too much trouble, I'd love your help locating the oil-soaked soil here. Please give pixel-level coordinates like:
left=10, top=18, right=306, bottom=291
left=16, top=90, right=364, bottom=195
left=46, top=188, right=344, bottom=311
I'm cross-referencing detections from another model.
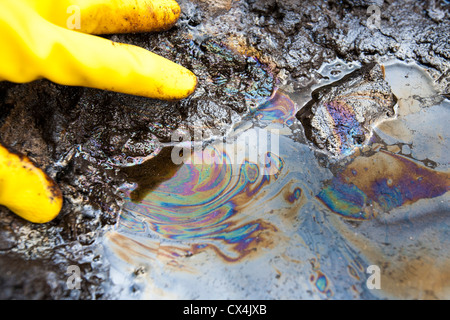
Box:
left=0, top=0, right=448, bottom=299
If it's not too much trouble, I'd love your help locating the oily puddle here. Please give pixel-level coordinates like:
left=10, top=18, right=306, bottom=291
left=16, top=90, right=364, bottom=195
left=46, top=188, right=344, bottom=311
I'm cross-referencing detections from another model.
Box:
left=101, top=60, right=449, bottom=299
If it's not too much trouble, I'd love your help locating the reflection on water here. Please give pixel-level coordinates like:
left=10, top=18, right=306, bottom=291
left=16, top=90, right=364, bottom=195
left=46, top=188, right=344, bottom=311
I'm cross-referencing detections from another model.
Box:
left=103, top=60, right=450, bottom=299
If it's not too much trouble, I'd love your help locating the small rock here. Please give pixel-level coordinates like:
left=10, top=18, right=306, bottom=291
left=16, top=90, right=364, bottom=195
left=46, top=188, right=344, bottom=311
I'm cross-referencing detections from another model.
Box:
left=296, top=63, right=397, bottom=157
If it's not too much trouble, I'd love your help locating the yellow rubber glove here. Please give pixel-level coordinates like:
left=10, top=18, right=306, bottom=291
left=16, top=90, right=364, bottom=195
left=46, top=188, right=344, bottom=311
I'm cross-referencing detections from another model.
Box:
left=0, top=0, right=197, bottom=100
left=0, top=0, right=197, bottom=223
left=0, top=143, right=63, bottom=224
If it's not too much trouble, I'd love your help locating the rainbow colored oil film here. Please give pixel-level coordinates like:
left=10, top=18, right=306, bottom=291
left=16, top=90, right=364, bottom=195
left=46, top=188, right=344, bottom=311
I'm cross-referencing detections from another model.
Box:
left=103, top=60, right=449, bottom=299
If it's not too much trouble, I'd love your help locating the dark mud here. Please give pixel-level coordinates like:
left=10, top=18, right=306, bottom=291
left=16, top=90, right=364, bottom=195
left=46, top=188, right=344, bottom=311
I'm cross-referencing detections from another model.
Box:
left=0, top=0, right=448, bottom=299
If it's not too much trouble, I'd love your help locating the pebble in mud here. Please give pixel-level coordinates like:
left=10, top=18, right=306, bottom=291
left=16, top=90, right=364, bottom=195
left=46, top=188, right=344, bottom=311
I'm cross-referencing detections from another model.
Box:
left=296, top=63, right=397, bottom=157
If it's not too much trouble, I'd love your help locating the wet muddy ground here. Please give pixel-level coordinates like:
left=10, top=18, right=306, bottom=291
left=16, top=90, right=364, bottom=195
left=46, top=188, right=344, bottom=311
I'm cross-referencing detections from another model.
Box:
left=0, top=0, right=449, bottom=299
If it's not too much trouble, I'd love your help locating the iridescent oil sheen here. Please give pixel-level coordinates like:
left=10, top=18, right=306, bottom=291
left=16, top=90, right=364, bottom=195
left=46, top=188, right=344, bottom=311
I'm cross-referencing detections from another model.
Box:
left=251, top=89, right=297, bottom=126
left=103, top=60, right=450, bottom=300
left=317, top=151, right=450, bottom=220
left=119, top=145, right=282, bottom=262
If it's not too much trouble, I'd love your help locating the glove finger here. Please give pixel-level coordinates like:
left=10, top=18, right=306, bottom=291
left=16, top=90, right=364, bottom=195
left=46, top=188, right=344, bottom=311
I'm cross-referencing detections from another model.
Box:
left=0, top=11, right=196, bottom=99
left=0, top=143, right=63, bottom=224
left=40, top=0, right=181, bottom=34
left=53, top=28, right=198, bottom=99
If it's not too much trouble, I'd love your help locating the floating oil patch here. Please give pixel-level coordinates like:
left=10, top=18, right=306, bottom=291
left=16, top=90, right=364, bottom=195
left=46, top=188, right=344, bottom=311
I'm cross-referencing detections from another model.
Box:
left=296, top=63, right=397, bottom=157
left=103, top=122, right=337, bottom=299
left=231, top=88, right=300, bottom=138
left=102, top=60, right=450, bottom=300
left=114, top=124, right=291, bottom=263
left=374, top=60, right=450, bottom=167
left=317, top=151, right=450, bottom=220
left=250, top=88, right=298, bottom=127
left=309, top=257, right=333, bottom=297
left=325, top=190, right=450, bottom=299
left=118, top=143, right=282, bottom=262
